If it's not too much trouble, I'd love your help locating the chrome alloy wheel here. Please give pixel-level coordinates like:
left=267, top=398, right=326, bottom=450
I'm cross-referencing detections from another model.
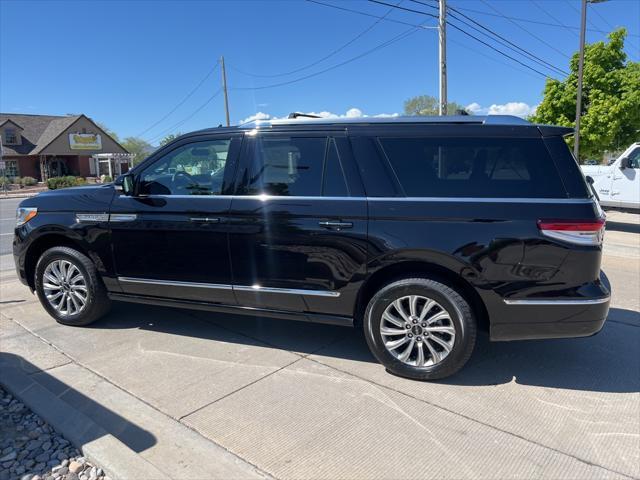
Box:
left=380, top=295, right=456, bottom=367
left=42, top=259, right=88, bottom=316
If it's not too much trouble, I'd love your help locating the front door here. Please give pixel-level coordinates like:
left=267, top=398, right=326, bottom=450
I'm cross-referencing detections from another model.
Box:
left=228, top=132, right=367, bottom=317
left=611, top=147, right=640, bottom=208
left=109, top=134, right=241, bottom=304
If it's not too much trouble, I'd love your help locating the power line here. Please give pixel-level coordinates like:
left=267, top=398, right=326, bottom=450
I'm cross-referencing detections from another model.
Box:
left=531, top=0, right=577, bottom=36
left=136, top=62, right=219, bottom=137
left=369, top=0, right=554, bottom=79
left=409, top=0, right=569, bottom=76
left=478, top=0, right=571, bottom=59
left=306, top=0, right=436, bottom=30
left=145, top=88, right=223, bottom=144
left=230, top=1, right=400, bottom=79
left=442, top=3, right=639, bottom=38
left=231, top=23, right=426, bottom=91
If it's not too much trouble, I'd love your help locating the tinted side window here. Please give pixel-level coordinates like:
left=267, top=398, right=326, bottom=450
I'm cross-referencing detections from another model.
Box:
left=139, top=139, right=231, bottom=195
left=323, top=139, right=349, bottom=196
left=237, top=136, right=350, bottom=197
left=543, top=136, right=589, bottom=198
left=378, top=137, right=567, bottom=198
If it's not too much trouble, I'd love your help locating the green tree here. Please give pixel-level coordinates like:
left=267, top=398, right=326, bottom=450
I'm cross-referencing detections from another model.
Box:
left=121, top=137, right=153, bottom=166
left=159, top=132, right=183, bottom=146
left=532, top=29, right=640, bottom=160
left=404, top=95, right=466, bottom=116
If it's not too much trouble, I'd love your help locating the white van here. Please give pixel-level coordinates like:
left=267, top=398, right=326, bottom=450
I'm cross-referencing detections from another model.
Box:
left=581, top=142, right=640, bottom=210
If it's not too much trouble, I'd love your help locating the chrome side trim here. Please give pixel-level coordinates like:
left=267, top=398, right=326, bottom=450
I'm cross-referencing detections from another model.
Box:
left=139, top=194, right=593, bottom=204
left=118, top=277, right=233, bottom=290
left=117, top=277, right=340, bottom=297
left=110, top=213, right=138, bottom=222
left=234, top=284, right=341, bottom=297
left=368, top=197, right=594, bottom=204
left=503, top=296, right=610, bottom=306
left=76, top=213, right=109, bottom=223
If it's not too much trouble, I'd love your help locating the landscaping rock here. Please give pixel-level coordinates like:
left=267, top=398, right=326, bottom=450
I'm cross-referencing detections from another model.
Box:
left=0, top=386, right=107, bottom=480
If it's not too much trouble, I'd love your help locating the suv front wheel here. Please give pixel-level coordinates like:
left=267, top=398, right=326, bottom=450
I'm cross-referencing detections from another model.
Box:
left=35, top=246, right=111, bottom=326
left=363, top=278, right=476, bottom=380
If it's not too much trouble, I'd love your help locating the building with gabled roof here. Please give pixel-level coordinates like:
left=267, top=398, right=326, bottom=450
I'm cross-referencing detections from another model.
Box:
left=0, top=113, right=129, bottom=180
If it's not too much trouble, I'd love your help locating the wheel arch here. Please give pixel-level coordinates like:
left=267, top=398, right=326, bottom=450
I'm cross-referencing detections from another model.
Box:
left=24, top=233, right=92, bottom=290
left=354, top=259, right=489, bottom=333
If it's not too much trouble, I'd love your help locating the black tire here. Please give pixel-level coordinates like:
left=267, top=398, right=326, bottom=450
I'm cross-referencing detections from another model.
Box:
left=363, top=277, right=476, bottom=380
left=35, top=246, right=111, bottom=326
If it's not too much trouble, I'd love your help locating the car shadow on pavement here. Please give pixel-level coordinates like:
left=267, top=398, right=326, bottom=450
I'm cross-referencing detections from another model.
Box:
left=606, top=220, right=640, bottom=234
left=96, top=302, right=639, bottom=394
left=0, top=353, right=157, bottom=453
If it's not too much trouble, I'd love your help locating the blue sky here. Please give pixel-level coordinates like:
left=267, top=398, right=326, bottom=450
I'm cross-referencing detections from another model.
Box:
left=1, top=0, right=638, bottom=144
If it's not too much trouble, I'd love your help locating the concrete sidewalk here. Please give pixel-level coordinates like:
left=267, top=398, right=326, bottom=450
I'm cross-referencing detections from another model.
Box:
left=1, top=252, right=639, bottom=478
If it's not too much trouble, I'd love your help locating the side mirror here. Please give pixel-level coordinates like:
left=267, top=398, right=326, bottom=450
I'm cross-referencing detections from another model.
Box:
left=620, top=157, right=630, bottom=169
left=115, top=173, right=135, bottom=196
left=586, top=175, right=594, bottom=185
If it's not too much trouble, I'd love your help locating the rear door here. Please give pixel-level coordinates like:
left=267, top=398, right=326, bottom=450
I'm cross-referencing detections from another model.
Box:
left=109, top=134, right=241, bottom=304
left=227, top=131, right=367, bottom=317
left=611, top=146, right=640, bottom=208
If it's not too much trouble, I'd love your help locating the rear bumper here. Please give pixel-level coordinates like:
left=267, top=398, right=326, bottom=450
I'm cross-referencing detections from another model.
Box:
left=490, top=272, right=611, bottom=341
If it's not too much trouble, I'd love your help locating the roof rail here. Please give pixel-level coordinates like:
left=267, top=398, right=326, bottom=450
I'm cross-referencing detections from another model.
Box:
left=287, top=112, right=322, bottom=119
left=235, top=114, right=533, bottom=129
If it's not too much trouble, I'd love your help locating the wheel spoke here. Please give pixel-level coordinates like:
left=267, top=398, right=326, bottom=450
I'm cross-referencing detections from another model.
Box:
left=382, top=312, right=405, bottom=328
left=424, top=338, right=441, bottom=364
left=385, top=336, right=410, bottom=351
left=424, top=310, right=450, bottom=325
left=425, top=325, right=455, bottom=336
left=43, top=282, right=61, bottom=291
left=381, top=326, right=407, bottom=336
left=46, top=291, right=63, bottom=302
left=43, top=272, right=60, bottom=285
left=393, top=299, right=410, bottom=322
left=409, top=295, right=419, bottom=317
left=415, top=340, right=425, bottom=366
left=429, top=334, right=453, bottom=353
left=418, top=299, right=436, bottom=321
left=398, top=337, right=415, bottom=362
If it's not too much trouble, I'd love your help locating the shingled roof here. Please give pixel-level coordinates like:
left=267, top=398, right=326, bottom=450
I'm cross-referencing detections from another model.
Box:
left=0, top=113, right=124, bottom=156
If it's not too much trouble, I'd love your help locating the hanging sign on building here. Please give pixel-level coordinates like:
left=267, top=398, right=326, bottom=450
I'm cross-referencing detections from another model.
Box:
left=69, top=133, right=102, bottom=150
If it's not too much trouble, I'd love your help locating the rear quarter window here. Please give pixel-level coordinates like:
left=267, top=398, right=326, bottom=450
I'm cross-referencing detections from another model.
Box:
left=377, top=136, right=568, bottom=198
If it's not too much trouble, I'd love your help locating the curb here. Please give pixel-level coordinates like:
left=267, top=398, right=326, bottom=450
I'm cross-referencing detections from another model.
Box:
left=1, top=364, right=171, bottom=480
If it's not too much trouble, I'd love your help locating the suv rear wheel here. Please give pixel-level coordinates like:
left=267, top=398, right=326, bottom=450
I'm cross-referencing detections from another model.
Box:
left=363, top=278, right=476, bottom=380
left=35, top=246, right=111, bottom=326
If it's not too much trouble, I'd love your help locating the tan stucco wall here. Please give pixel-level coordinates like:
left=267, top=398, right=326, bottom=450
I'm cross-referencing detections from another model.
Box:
left=39, top=116, right=127, bottom=155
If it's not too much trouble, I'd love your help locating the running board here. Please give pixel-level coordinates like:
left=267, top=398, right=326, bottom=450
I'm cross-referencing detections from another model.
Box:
left=108, top=293, right=353, bottom=327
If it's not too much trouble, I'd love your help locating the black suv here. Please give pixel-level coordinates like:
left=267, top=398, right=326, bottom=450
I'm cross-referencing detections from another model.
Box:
left=13, top=115, right=610, bottom=380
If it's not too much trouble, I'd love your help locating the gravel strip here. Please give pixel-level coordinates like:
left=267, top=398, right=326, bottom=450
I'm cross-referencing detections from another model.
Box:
left=0, top=385, right=109, bottom=480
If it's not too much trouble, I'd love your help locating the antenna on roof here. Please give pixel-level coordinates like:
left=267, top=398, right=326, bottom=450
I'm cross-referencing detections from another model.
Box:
left=287, top=112, right=322, bottom=119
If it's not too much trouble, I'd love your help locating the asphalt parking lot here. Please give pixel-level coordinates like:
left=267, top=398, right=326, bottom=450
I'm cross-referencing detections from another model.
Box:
left=1, top=198, right=638, bottom=480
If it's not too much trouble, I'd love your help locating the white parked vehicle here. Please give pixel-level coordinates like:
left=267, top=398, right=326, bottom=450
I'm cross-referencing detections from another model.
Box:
left=581, top=142, right=640, bottom=210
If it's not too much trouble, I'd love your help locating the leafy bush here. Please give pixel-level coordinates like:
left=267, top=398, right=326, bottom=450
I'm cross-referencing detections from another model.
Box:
left=20, top=176, right=37, bottom=186
left=47, top=176, right=87, bottom=190
left=0, top=176, right=10, bottom=187
left=100, top=175, right=113, bottom=183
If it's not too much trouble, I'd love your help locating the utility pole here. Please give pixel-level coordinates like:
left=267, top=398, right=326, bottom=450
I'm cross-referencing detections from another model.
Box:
left=573, top=0, right=587, bottom=159
left=220, top=56, right=230, bottom=127
left=438, top=0, right=447, bottom=116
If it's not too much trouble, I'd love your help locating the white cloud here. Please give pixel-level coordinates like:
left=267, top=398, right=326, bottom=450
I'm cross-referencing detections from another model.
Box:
left=465, top=102, right=538, bottom=118
left=238, top=111, right=271, bottom=125
left=237, top=107, right=399, bottom=125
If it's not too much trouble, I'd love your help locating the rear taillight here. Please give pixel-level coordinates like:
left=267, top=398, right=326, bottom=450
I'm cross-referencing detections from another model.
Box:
left=537, top=218, right=605, bottom=246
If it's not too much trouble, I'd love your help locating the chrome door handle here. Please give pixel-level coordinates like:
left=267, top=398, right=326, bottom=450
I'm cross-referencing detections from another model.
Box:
left=319, top=221, right=353, bottom=229
left=189, top=217, right=220, bottom=223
